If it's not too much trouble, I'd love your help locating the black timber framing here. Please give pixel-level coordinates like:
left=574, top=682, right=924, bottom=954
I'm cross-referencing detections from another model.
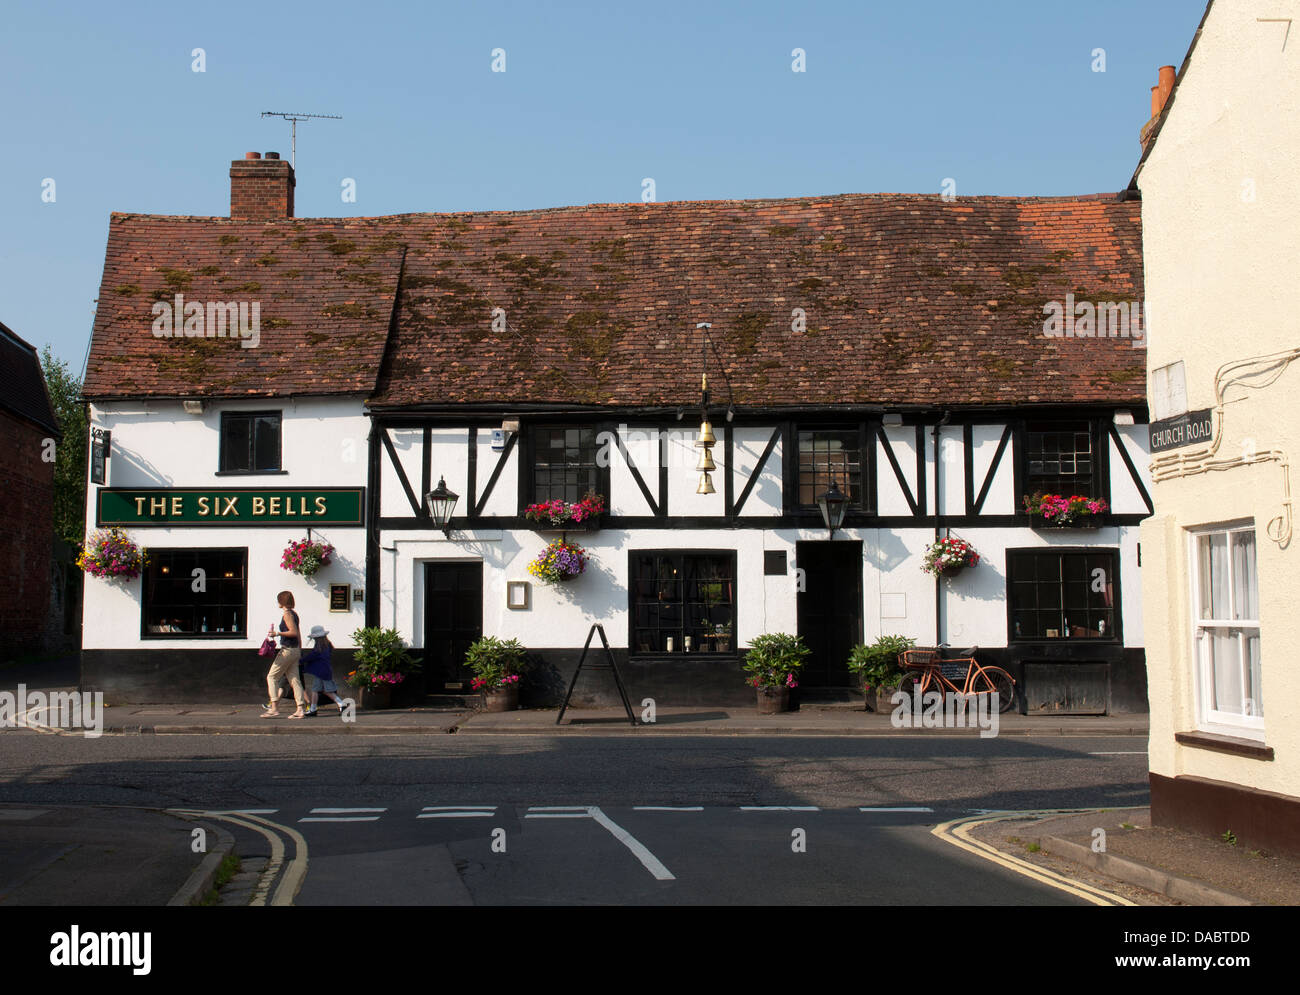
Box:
left=876, top=426, right=920, bottom=515
left=613, top=432, right=660, bottom=517
left=735, top=426, right=782, bottom=517
left=1108, top=422, right=1155, bottom=513
left=371, top=409, right=1150, bottom=531
left=466, top=426, right=478, bottom=515
left=473, top=431, right=517, bottom=517
left=972, top=424, right=1014, bottom=515
left=380, top=427, right=423, bottom=516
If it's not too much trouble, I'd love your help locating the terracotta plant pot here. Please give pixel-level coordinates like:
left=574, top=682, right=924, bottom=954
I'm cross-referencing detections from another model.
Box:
left=354, top=684, right=392, bottom=710
left=756, top=686, right=790, bottom=714
left=482, top=683, right=520, bottom=712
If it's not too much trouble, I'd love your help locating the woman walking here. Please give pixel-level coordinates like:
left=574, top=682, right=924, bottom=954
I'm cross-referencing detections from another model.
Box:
left=262, top=591, right=307, bottom=719
left=300, top=625, right=348, bottom=716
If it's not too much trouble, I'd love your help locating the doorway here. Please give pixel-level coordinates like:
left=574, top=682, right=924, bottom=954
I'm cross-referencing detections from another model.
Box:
left=796, top=541, right=863, bottom=687
left=422, top=561, right=483, bottom=691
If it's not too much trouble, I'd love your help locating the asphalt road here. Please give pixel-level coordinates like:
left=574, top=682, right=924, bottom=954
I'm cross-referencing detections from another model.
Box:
left=0, top=731, right=1150, bottom=905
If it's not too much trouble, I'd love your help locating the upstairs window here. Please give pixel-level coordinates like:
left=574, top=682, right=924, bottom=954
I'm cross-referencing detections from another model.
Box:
left=220, top=411, right=282, bottom=473
left=1025, top=421, right=1095, bottom=497
left=531, top=426, right=603, bottom=504
left=798, top=428, right=865, bottom=509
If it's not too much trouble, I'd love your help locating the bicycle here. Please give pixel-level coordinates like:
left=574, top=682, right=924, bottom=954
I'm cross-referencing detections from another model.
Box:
left=899, top=645, right=1017, bottom=714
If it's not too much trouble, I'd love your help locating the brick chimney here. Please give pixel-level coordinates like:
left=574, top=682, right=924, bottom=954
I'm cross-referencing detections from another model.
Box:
left=1140, top=65, right=1178, bottom=149
left=230, top=152, right=295, bottom=220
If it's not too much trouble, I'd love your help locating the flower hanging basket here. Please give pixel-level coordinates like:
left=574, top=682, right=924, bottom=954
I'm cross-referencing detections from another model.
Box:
left=281, top=537, right=334, bottom=578
left=527, top=539, right=588, bottom=584
left=76, top=527, right=148, bottom=580
left=921, top=535, right=980, bottom=577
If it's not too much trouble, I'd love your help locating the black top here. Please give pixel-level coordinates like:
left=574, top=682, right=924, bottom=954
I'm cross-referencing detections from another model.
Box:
left=279, top=610, right=300, bottom=648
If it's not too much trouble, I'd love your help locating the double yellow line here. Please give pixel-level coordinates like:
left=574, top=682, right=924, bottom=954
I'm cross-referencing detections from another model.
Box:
left=932, top=810, right=1136, bottom=906
left=171, top=809, right=308, bottom=906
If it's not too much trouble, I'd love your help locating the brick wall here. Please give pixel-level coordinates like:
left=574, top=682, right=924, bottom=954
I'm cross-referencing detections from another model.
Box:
left=229, top=155, right=295, bottom=220
left=0, top=409, right=56, bottom=657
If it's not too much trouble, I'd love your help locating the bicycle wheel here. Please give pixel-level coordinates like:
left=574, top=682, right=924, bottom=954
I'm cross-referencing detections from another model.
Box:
left=975, top=666, right=1016, bottom=713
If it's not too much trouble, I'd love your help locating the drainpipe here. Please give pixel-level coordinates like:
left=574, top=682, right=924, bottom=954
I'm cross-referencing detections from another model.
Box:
left=932, top=411, right=952, bottom=647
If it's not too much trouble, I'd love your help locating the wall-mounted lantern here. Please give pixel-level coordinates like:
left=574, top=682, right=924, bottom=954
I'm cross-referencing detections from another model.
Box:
left=426, top=476, right=459, bottom=538
left=817, top=481, right=848, bottom=539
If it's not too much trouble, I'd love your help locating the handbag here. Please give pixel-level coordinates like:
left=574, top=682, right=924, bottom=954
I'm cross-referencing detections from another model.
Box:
left=258, top=637, right=277, bottom=657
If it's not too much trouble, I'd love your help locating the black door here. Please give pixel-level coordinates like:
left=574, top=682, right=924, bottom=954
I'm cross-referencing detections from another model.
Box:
left=423, top=562, right=483, bottom=691
left=796, top=541, right=863, bottom=687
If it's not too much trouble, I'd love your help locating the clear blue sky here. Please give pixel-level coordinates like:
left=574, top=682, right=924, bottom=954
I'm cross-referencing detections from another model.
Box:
left=0, top=0, right=1205, bottom=375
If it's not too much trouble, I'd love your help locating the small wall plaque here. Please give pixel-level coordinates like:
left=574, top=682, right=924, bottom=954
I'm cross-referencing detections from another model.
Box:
left=329, top=584, right=351, bottom=612
left=507, top=580, right=530, bottom=610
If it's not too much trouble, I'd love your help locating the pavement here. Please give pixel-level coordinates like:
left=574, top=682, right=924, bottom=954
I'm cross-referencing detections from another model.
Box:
left=18, top=699, right=1151, bottom=736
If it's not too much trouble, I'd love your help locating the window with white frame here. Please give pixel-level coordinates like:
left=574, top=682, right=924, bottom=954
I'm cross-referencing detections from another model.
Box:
left=1191, top=524, right=1263, bottom=737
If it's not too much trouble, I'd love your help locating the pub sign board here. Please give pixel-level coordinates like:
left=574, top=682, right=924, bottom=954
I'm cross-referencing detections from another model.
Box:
left=1149, top=409, right=1213, bottom=454
left=90, top=429, right=110, bottom=486
left=97, top=488, right=365, bottom=527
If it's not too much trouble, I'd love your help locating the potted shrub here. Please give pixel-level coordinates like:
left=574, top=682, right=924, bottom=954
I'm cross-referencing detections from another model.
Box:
left=920, top=536, right=979, bottom=578
left=1022, top=493, right=1109, bottom=528
left=743, top=633, right=809, bottom=714
left=76, top=527, right=148, bottom=580
left=347, top=626, right=420, bottom=709
left=281, top=536, right=335, bottom=578
left=527, top=538, right=589, bottom=584
left=464, top=636, right=529, bottom=712
left=847, top=635, right=916, bottom=711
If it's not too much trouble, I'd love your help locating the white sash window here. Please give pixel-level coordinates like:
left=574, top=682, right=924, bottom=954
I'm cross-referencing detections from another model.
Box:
left=1191, top=525, right=1263, bottom=738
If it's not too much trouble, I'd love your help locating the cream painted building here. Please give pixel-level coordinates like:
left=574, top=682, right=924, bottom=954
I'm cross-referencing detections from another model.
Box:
left=1135, top=0, right=1300, bottom=855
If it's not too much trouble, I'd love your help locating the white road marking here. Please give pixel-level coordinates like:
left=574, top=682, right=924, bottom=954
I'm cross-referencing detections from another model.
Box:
left=421, top=806, right=496, bottom=811
left=527, top=806, right=589, bottom=811
left=525, top=813, right=589, bottom=819
left=419, top=812, right=496, bottom=818
left=740, top=806, right=820, bottom=811
left=859, top=806, right=934, bottom=813
left=633, top=806, right=704, bottom=811
left=300, top=816, right=381, bottom=822
left=1088, top=751, right=1147, bottom=755
left=209, top=809, right=279, bottom=814
left=309, top=807, right=387, bottom=813
left=588, top=807, right=675, bottom=881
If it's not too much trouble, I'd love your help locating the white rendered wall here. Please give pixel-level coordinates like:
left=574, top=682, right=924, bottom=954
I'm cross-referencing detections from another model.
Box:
left=83, top=398, right=369, bottom=650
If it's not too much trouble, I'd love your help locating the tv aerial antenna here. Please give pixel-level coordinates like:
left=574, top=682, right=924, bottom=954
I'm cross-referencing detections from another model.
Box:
left=260, top=111, right=342, bottom=169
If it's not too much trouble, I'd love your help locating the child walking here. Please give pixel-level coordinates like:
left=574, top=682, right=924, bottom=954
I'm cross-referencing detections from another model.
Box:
left=300, top=626, right=348, bottom=717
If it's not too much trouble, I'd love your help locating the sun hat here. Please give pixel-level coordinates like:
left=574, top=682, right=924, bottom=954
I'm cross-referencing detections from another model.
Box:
left=308, top=625, right=329, bottom=639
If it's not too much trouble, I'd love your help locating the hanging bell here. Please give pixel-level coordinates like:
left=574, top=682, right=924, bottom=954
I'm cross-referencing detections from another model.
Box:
left=695, top=447, right=716, bottom=472
left=696, top=472, right=716, bottom=495
left=696, top=419, right=716, bottom=447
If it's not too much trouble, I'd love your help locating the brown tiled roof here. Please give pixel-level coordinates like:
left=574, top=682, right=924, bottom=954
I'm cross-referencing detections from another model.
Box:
left=86, top=192, right=1145, bottom=408
left=0, top=321, right=60, bottom=434
left=84, top=216, right=405, bottom=399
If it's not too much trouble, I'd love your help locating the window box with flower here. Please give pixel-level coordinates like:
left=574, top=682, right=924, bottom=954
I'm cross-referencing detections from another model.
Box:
left=523, top=493, right=607, bottom=532
left=1023, top=493, right=1109, bottom=529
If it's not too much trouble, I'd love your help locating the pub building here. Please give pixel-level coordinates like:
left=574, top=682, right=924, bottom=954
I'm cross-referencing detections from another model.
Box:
left=80, top=152, right=1153, bottom=711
